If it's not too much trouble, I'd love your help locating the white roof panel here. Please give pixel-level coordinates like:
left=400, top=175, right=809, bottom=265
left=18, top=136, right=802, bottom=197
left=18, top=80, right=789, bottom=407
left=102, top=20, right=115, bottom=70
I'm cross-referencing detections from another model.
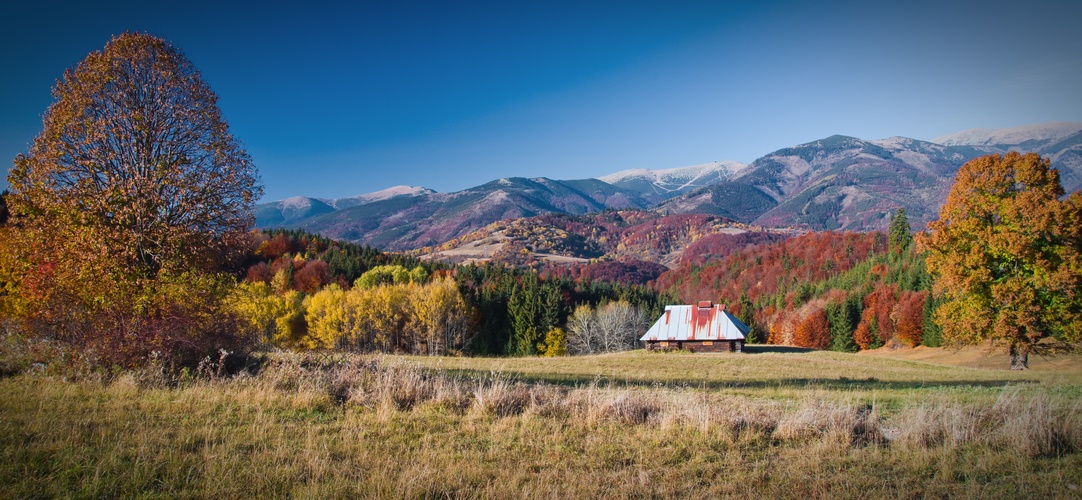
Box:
left=640, top=304, right=748, bottom=342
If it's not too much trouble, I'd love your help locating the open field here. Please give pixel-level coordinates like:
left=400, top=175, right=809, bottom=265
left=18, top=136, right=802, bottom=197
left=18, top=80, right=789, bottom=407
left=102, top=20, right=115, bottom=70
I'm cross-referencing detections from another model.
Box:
left=2, top=348, right=1081, bottom=497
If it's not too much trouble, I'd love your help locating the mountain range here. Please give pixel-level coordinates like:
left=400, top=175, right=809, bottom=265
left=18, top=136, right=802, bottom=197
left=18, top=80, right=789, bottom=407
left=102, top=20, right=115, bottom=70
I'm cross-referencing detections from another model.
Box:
left=256, top=122, right=1082, bottom=251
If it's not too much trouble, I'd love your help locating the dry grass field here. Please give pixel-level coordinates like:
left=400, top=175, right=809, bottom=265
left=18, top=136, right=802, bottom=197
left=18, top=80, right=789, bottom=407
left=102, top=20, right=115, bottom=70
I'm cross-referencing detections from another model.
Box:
left=2, top=347, right=1081, bottom=498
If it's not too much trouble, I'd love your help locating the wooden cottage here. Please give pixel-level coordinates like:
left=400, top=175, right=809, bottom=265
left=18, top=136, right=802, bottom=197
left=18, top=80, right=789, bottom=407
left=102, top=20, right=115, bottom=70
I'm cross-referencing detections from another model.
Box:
left=640, top=301, right=749, bottom=352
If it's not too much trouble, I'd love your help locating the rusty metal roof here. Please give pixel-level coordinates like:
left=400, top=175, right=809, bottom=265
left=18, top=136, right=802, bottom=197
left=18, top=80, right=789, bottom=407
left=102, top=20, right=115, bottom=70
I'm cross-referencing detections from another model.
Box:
left=640, top=302, right=749, bottom=342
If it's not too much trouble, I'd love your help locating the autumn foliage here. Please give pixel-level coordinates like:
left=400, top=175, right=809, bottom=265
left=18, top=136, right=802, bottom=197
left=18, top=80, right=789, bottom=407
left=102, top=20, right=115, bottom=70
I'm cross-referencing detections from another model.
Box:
left=2, top=33, right=260, bottom=369
left=793, top=309, right=830, bottom=349
left=893, top=290, right=926, bottom=347
left=918, top=152, right=1082, bottom=369
left=657, top=231, right=883, bottom=308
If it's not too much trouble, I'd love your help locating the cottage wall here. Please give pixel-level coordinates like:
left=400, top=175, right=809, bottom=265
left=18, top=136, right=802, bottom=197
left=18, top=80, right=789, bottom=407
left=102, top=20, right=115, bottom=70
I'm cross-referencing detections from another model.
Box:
left=645, top=340, right=743, bottom=353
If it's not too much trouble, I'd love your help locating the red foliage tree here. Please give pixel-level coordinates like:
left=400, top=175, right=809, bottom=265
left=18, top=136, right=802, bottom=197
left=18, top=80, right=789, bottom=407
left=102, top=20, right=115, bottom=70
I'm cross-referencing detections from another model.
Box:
left=853, top=316, right=876, bottom=350
left=259, top=233, right=295, bottom=260
left=868, top=283, right=898, bottom=345
left=293, top=260, right=330, bottom=294
left=854, top=292, right=881, bottom=350
left=793, top=309, right=831, bottom=349
left=894, top=290, right=926, bottom=347
left=246, top=262, right=272, bottom=284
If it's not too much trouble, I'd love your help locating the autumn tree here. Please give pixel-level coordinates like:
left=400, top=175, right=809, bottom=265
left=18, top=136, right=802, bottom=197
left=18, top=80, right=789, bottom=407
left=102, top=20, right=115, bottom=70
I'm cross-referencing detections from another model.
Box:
left=867, top=283, right=898, bottom=345
left=410, top=276, right=473, bottom=355
left=852, top=312, right=880, bottom=350
left=8, top=33, right=260, bottom=274
left=303, top=284, right=350, bottom=350
left=793, top=309, right=830, bottom=349
left=355, top=265, right=426, bottom=289
left=0, top=191, right=8, bottom=225
left=853, top=287, right=894, bottom=350
left=293, top=259, right=331, bottom=294
left=894, top=290, right=926, bottom=347
left=538, top=327, right=567, bottom=356
left=226, top=282, right=307, bottom=348
left=3, top=33, right=261, bottom=367
left=565, top=304, right=598, bottom=355
left=918, top=152, right=1082, bottom=369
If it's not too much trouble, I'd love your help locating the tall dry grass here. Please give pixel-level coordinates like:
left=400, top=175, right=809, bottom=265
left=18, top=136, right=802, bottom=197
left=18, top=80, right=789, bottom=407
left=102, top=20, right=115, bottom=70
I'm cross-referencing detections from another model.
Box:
left=2, top=351, right=1081, bottom=497
left=152, top=352, right=1082, bottom=456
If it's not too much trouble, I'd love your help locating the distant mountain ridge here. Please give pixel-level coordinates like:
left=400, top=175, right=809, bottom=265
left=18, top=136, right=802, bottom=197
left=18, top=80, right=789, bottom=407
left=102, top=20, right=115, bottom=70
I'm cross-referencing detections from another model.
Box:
left=708, top=134, right=976, bottom=230
left=256, top=121, right=1082, bottom=250
left=932, top=122, right=1082, bottom=147
left=328, top=185, right=436, bottom=209
left=931, top=121, right=1082, bottom=192
left=598, top=161, right=747, bottom=203
left=259, top=177, right=653, bottom=250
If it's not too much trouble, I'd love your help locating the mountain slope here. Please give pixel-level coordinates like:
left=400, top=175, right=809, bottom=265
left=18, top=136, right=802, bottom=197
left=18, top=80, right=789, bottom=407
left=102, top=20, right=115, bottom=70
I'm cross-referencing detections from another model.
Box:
left=654, top=182, right=777, bottom=223
left=659, top=135, right=991, bottom=231
left=932, top=122, right=1082, bottom=193
left=257, top=121, right=1082, bottom=247
left=744, top=135, right=975, bottom=230
left=932, top=122, right=1082, bottom=147
left=274, top=177, right=650, bottom=250
left=255, top=196, right=337, bottom=227
left=329, top=185, right=436, bottom=209
left=416, top=210, right=788, bottom=275
left=598, top=161, right=747, bottom=202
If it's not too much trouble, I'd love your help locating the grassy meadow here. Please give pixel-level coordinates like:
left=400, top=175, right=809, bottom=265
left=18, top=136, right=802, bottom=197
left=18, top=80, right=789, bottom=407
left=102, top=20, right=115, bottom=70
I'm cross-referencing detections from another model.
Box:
left=2, top=347, right=1081, bottom=498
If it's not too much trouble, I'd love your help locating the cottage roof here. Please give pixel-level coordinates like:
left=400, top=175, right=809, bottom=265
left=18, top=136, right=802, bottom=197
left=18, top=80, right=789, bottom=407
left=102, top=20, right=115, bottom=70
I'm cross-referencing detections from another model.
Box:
left=640, top=302, right=749, bottom=342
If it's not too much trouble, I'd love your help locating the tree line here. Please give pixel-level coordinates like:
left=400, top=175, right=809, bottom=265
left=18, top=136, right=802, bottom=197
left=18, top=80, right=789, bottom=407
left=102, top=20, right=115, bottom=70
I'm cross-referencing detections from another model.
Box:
left=226, top=230, right=668, bottom=357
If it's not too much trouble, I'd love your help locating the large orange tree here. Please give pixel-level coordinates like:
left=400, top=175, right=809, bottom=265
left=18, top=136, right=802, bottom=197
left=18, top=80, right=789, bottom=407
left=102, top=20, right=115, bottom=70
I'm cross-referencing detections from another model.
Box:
left=3, top=33, right=261, bottom=367
left=918, top=152, right=1082, bottom=369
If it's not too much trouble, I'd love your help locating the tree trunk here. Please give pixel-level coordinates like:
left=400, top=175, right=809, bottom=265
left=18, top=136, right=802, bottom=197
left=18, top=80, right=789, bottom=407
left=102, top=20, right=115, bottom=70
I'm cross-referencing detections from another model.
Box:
left=1010, top=343, right=1029, bottom=370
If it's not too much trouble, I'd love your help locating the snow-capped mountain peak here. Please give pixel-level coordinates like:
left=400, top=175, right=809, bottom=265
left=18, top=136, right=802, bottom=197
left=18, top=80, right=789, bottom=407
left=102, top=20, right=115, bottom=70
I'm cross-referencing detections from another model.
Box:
left=598, top=161, right=747, bottom=197
left=325, top=185, right=435, bottom=209
left=280, top=196, right=318, bottom=211
left=931, top=122, right=1082, bottom=147
left=351, top=185, right=434, bottom=203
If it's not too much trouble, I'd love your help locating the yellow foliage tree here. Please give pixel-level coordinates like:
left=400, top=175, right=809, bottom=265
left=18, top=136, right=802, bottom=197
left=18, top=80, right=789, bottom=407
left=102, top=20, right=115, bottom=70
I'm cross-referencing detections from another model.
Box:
left=538, top=328, right=567, bottom=357
left=225, top=282, right=280, bottom=343
left=303, top=284, right=351, bottom=350
left=360, top=283, right=413, bottom=352
left=271, top=291, right=308, bottom=349
left=409, top=277, right=472, bottom=355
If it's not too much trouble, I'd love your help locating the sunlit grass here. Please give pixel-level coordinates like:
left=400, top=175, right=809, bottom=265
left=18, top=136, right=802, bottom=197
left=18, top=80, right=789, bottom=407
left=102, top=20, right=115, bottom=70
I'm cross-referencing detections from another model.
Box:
left=2, top=349, right=1080, bottom=497
left=405, top=347, right=1082, bottom=407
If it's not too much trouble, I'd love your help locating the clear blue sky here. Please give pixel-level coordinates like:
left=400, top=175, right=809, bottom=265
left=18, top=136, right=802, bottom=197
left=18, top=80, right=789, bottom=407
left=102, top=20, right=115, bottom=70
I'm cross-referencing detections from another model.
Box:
left=2, top=0, right=1080, bottom=201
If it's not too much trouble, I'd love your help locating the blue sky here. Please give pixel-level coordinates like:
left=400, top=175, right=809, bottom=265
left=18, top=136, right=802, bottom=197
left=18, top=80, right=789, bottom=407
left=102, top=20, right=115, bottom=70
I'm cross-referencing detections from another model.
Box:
left=2, top=0, right=1080, bottom=201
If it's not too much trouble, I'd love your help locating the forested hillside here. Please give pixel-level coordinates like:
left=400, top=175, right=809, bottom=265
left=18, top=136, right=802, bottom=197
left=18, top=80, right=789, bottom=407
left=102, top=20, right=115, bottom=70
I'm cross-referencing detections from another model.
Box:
left=247, top=212, right=937, bottom=356
left=230, top=229, right=668, bottom=357
left=418, top=210, right=791, bottom=277
left=656, top=215, right=938, bottom=350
